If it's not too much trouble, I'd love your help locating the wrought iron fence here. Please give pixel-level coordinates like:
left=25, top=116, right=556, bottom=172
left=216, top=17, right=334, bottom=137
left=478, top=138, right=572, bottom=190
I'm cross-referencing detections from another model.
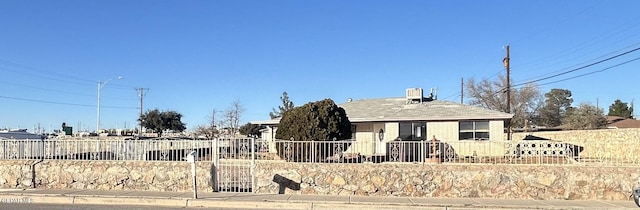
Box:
left=272, top=139, right=640, bottom=165
left=2, top=137, right=639, bottom=165
left=0, top=138, right=212, bottom=161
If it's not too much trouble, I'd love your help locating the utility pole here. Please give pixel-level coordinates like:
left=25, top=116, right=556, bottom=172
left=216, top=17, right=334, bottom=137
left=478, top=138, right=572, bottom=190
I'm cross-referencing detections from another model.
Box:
left=503, top=45, right=511, bottom=140
left=136, top=88, right=149, bottom=138
left=460, top=78, right=464, bottom=104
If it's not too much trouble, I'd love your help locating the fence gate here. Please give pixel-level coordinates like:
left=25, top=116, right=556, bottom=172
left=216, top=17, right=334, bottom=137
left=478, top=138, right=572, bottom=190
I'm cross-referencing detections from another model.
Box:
left=212, top=138, right=255, bottom=192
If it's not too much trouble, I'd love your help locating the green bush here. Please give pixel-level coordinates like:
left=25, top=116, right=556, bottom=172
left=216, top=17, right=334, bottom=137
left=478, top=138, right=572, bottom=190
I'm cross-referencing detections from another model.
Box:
left=275, top=99, right=351, bottom=162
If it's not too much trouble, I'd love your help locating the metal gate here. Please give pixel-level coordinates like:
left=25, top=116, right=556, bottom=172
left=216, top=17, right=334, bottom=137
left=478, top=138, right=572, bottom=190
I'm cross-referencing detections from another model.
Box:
left=212, top=138, right=255, bottom=192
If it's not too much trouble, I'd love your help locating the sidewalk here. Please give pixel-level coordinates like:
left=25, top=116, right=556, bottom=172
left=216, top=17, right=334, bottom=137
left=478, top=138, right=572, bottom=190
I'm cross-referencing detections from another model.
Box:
left=0, top=188, right=638, bottom=210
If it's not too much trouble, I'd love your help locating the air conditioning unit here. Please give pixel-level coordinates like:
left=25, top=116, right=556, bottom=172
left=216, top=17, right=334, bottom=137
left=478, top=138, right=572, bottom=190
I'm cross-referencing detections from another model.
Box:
left=406, top=88, right=423, bottom=103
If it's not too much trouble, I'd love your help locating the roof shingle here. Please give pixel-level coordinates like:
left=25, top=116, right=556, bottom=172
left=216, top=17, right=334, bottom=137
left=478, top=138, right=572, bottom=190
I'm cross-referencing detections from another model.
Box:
left=338, top=98, right=513, bottom=122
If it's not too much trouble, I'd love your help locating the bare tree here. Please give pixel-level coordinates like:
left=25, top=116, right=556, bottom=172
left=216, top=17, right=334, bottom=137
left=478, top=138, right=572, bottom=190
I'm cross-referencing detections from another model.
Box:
left=563, top=103, right=607, bottom=130
left=193, top=109, right=220, bottom=139
left=466, top=75, right=543, bottom=128
left=222, top=100, right=245, bottom=137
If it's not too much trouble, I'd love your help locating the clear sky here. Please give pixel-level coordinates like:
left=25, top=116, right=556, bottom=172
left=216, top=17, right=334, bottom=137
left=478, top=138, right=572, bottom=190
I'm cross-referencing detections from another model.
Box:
left=1, top=0, right=639, bottom=133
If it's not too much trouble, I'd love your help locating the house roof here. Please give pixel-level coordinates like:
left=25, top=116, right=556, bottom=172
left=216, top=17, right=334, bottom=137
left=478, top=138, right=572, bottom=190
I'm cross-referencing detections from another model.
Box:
left=608, top=118, right=640, bottom=129
left=606, top=116, right=626, bottom=124
left=338, top=97, right=513, bottom=122
left=251, top=97, right=513, bottom=125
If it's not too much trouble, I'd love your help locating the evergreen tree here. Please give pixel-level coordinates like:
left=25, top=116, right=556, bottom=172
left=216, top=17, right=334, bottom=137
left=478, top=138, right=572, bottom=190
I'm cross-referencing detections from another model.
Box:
left=269, top=92, right=295, bottom=119
left=275, top=99, right=351, bottom=162
left=239, top=123, right=265, bottom=137
left=539, top=89, right=573, bottom=127
left=608, top=99, right=633, bottom=118
left=139, top=109, right=186, bottom=137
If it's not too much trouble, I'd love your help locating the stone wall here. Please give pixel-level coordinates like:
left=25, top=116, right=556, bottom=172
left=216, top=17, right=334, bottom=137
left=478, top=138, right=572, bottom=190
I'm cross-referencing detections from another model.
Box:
left=254, top=162, right=640, bottom=200
left=0, top=160, right=214, bottom=192
left=3, top=160, right=640, bottom=201
left=512, top=128, right=640, bottom=143
left=511, top=128, right=640, bottom=159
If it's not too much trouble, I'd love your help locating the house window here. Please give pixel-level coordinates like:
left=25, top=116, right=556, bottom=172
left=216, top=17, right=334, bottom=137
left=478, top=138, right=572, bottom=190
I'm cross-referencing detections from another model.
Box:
left=459, top=121, right=490, bottom=140
left=399, top=121, right=427, bottom=140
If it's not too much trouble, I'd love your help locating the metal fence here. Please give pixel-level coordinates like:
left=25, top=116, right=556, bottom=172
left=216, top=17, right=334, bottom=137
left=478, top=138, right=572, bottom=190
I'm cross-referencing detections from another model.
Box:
left=1, top=138, right=639, bottom=166
left=271, top=139, right=640, bottom=165
left=0, top=139, right=211, bottom=161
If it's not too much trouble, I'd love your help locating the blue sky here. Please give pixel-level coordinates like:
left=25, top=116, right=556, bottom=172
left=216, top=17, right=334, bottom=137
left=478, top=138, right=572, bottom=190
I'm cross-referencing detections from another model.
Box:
left=1, top=0, right=639, bottom=133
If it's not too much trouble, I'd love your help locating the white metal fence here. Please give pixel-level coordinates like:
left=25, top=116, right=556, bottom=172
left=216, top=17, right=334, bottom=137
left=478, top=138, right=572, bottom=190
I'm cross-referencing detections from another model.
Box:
left=1, top=138, right=639, bottom=165
left=271, top=139, right=640, bottom=165
left=0, top=139, right=211, bottom=161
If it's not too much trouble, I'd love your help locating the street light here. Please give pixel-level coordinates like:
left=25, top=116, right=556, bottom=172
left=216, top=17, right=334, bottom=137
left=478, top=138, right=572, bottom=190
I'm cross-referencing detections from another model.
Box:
left=97, top=76, right=123, bottom=139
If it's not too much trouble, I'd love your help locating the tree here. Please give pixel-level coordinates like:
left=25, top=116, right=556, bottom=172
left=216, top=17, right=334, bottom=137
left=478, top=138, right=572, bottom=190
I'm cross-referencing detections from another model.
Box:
left=220, top=100, right=244, bottom=137
left=194, top=109, right=220, bottom=139
left=465, top=75, right=542, bottom=128
left=269, top=92, right=295, bottom=119
left=239, top=123, right=265, bottom=138
left=538, top=89, right=573, bottom=127
left=275, top=99, right=352, bottom=162
left=608, top=99, right=633, bottom=118
left=563, top=103, right=607, bottom=130
left=194, top=124, right=218, bottom=139
left=139, top=109, right=186, bottom=137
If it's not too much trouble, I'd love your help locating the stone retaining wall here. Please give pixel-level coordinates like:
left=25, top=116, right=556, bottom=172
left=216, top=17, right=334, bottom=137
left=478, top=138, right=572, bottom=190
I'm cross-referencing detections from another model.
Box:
left=512, top=128, right=640, bottom=143
left=2, top=160, right=640, bottom=201
left=511, top=128, right=640, bottom=159
left=0, top=160, right=214, bottom=192
left=254, top=162, right=640, bottom=200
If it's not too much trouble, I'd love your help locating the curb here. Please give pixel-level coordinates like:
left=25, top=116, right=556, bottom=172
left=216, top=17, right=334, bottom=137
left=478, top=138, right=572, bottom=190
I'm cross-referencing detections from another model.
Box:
left=187, top=200, right=312, bottom=209
left=1, top=194, right=635, bottom=210
left=74, top=196, right=187, bottom=207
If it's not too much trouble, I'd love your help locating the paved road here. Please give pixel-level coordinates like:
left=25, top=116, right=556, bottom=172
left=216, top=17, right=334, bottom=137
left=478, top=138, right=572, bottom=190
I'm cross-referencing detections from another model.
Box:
left=0, top=203, right=241, bottom=210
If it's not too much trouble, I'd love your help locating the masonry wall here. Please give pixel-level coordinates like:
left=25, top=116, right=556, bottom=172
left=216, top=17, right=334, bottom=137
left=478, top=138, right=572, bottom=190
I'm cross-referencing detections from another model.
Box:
left=2, top=160, right=640, bottom=201
left=511, top=128, right=640, bottom=159
left=254, top=162, right=640, bottom=200
left=512, top=128, right=640, bottom=143
left=0, top=160, right=215, bottom=192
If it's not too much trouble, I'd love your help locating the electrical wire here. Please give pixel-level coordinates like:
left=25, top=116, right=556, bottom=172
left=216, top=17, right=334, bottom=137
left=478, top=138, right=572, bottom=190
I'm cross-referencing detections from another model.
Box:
left=536, top=57, right=640, bottom=87
left=489, top=54, right=640, bottom=98
left=0, top=60, right=137, bottom=90
left=510, top=2, right=637, bottom=70
left=0, top=95, right=137, bottom=109
left=0, top=80, right=137, bottom=100
left=510, top=46, right=640, bottom=89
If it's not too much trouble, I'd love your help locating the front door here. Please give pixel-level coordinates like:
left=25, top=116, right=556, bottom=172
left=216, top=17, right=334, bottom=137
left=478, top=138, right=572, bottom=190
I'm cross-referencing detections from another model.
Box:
left=372, top=123, right=385, bottom=154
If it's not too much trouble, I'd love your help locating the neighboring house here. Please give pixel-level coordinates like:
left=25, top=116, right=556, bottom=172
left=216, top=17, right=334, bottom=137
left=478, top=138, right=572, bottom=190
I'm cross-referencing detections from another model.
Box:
left=251, top=88, right=513, bottom=157
left=607, top=116, right=640, bottom=129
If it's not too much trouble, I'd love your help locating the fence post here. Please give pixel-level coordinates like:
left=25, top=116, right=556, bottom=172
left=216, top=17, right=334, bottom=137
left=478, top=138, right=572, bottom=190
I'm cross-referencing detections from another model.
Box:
left=428, top=135, right=441, bottom=164
left=251, top=137, right=256, bottom=192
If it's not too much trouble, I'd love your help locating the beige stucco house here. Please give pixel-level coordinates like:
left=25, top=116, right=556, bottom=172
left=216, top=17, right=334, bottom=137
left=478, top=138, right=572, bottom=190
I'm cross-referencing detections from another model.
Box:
left=251, top=88, right=513, bottom=158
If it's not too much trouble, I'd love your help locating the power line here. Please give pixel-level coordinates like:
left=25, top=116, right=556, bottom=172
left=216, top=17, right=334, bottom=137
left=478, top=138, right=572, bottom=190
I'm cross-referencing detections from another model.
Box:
left=489, top=55, right=640, bottom=98
left=0, top=80, right=137, bottom=100
left=0, top=95, right=137, bottom=109
left=513, top=40, right=640, bottom=84
left=510, top=46, right=640, bottom=89
left=510, top=6, right=639, bottom=70
left=537, top=57, right=640, bottom=87
left=0, top=60, right=137, bottom=90
left=0, top=60, right=95, bottom=84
